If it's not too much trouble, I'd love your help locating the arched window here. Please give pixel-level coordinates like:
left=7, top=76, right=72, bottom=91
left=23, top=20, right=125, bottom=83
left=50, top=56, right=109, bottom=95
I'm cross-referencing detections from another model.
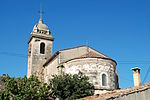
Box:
left=40, top=42, right=45, bottom=54
left=102, top=73, right=107, bottom=86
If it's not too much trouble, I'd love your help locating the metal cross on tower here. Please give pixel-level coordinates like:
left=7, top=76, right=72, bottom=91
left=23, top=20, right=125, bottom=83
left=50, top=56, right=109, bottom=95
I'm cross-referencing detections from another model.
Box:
left=39, top=4, right=44, bottom=19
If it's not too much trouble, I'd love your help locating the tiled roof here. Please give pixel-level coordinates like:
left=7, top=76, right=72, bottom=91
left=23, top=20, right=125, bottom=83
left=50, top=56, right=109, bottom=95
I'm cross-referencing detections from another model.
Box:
left=101, top=82, right=150, bottom=99
left=43, top=45, right=117, bottom=66
left=81, top=51, right=108, bottom=58
left=83, top=82, right=150, bottom=100
left=64, top=51, right=116, bottom=64
left=44, top=45, right=89, bottom=66
left=82, top=95, right=102, bottom=100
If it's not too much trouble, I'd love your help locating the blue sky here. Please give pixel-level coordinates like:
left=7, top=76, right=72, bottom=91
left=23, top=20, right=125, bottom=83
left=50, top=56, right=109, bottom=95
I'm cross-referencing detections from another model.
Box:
left=0, top=0, right=150, bottom=88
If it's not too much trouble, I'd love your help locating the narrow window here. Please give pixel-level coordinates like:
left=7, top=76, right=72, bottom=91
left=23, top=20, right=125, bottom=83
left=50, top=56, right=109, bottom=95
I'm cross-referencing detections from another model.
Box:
left=102, top=74, right=107, bottom=86
left=40, top=42, right=45, bottom=54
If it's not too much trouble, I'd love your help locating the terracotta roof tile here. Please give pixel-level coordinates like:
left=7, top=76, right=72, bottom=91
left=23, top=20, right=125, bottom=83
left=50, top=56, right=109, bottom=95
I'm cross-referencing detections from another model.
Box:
left=64, top=51, right=116, bottom=65
left=83, top=82, right=150, bottom=100
left=81, top=95, right=102, bottom=100
left=43, top=45, right=116, bottom=66
left=81, top=51, right=108, bottom=58
left=100, top=82, right=150, bottom=99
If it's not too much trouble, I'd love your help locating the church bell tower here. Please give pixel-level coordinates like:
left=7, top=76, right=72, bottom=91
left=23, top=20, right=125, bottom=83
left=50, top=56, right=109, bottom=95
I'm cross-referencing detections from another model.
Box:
left=27, top=18, right=54, bottom=81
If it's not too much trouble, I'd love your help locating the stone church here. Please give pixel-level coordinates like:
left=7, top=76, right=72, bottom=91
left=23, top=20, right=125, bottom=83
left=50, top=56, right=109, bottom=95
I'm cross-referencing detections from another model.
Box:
left=27, top=18, right=119, bottom=94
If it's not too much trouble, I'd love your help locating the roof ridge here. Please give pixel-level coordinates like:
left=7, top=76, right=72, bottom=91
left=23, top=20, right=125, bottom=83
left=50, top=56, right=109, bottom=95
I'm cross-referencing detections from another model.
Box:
left=99, top=82, right=150, bottom=99
left=83, top=82, right=150, bottom=100
left=58, top=45, right=88, bottom=52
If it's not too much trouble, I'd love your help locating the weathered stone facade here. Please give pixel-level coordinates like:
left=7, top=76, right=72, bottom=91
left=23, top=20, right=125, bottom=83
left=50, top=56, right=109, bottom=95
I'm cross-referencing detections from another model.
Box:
left=27, top=18, right=119, bottom=94
left=43, top=46, right=119, bottom=94
left=64, top=58, right=118, bottom=90
left=27, top=18, right=53, bottom=81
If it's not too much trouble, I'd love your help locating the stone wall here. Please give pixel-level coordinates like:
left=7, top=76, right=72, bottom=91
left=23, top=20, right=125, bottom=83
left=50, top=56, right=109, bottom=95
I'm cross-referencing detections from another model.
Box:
left=27, top=37, right=52, bottom=81
left=43, top=46, right=118, bottom=92
left=44, top=57, right=59, bottom=83
left=64, top=58, right=117, bottom=90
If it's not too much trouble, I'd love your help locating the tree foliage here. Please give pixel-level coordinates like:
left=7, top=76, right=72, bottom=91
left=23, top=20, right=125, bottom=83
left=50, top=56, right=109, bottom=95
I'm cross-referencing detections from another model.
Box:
left=0, top=73, right=94, bottom=100
left=49, top=72, right=94, bottom=100
left=0, top=75, right=51, bottom=100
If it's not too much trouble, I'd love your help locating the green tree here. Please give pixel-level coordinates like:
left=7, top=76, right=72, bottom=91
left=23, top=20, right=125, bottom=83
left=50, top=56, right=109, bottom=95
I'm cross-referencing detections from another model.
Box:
left=49, top=72, right=94, bottom=100
left=0, top=90, right=4, bottom=100
left=0, top=73, right=94, bottom=100
left=0, top=75, right=51, bottom=100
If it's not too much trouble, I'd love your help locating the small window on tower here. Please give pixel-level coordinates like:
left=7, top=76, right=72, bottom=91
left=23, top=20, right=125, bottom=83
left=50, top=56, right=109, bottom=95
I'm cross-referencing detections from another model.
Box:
left=40, top=42, right=45, bottom=54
